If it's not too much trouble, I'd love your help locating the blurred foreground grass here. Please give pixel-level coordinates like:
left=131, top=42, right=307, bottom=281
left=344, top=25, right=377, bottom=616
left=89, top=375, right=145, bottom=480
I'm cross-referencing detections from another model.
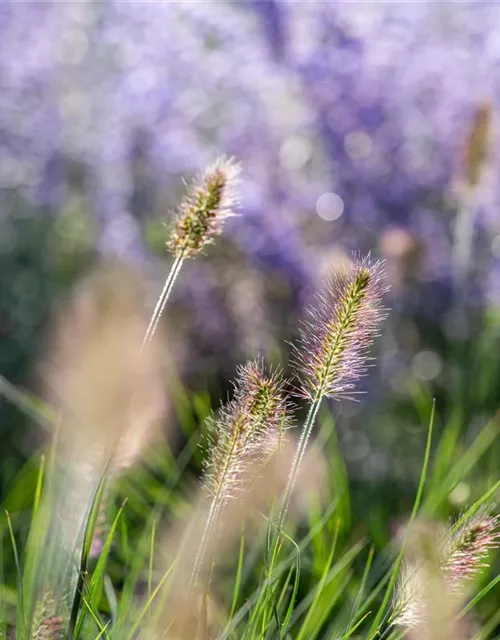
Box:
left=1, top=373, right=500, bottom=639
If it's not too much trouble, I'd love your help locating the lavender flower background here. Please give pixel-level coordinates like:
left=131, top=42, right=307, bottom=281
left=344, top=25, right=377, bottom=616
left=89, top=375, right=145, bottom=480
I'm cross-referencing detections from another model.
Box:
left=2, top=0, right=500, bottom=486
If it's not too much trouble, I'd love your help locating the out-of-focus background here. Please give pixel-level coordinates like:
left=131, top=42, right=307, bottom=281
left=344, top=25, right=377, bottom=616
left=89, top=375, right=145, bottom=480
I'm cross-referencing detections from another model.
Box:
left=1, top=1, right=500, bottom=521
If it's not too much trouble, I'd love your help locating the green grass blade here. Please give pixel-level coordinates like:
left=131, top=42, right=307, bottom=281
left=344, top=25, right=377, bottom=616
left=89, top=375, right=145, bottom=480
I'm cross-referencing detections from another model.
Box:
left=367, top=399, right=435, bottom=638
left=5, top=511, right=23, bottom=639
left=125, top=562, right=177, bottom=640
left=341, top=610, right=373, bottom=640
left=73, top=499, right=127, bottom=638
left=228, top=522, right=245, bottom=623
left=68, top=469, right=109, bottom=639
left=296, top=520, right=340, bottom=640
left=459, top=571, right=500, bottom=618
left=32, top=454, right=45, bottom=522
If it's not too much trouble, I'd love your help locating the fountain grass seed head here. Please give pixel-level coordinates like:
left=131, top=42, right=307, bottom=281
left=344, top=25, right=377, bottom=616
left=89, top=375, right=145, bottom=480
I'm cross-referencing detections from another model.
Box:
left=293, top=255, right=389, bottom=401
left=393, top=509, right=500, bottom=630
left=167, top=156, right=241, bottom=258
left=202, top=359, right=292, bottom=503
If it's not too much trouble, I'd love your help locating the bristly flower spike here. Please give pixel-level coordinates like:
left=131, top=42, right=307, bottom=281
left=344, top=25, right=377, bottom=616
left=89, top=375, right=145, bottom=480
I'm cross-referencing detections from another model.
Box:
left=276, top=255, right=389, bottom=532
left=203, top=360, right=291, bottom=501
left=143, top=156, right=241, bottom=346
left=393, top=509, right=500, bottom=629
left=294, top=254, right=389, bottom=402
left=190, top=359, right=292, bottom=590
left=442, top=508, right=500, bottom=590
left=168, top=156, right=241, bottom=259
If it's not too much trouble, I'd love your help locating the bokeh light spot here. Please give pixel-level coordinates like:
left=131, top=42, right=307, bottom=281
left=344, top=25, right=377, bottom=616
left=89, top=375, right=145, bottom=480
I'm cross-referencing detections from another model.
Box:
left=449, top=482, right=470, bottom=506
left=280, top=135, right=312, bottom=171
left=491, top=234, right=500, bottom=258
left=344, top=131, right=373, bottom=160
left=316, top=192, right=344, bottom=221
left=411, top=350, right=442, bottom=381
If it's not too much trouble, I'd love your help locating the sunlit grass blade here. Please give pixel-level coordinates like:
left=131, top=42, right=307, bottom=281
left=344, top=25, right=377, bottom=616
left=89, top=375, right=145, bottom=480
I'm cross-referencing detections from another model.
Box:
left=292, top=538, right=365, bottom=635
left=344, top=545, right=375, bottom=635
left=367, top=399, right=435, bottom=638
left=341, top=610, right=373, bottom=640
left=32, top=454, right=45, bottom=523
left=228, top=522, right=245, bottom=623
left=296, top=521, right=339, bottom=640
left=80, top=593, right=111, bottom=640
left=73, top=499, right=127, bottom=638
left=5, top=511, right=23, bottom=639
left=125, top=562, right=177, bottom=640
left=424, top=411, right=500, bottom=514
left=68, top=470, right=109, bottom=639
left=458, top=571, right=500, bottom=618
left=273, top=535, right=300, bottom=638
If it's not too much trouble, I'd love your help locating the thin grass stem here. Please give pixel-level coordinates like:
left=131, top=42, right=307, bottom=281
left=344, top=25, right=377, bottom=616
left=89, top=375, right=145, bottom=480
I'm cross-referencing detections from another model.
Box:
left=142, top=254, right=184, bottom=347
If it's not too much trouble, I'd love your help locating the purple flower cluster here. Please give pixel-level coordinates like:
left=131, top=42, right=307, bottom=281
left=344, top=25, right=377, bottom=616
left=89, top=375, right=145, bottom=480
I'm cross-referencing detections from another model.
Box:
left=2, top=1, right=500, bottom=305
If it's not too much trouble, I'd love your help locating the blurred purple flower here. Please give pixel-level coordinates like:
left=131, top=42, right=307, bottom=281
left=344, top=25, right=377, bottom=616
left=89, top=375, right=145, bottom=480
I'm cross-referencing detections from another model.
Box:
left=2, top=0, right=500, bottom=308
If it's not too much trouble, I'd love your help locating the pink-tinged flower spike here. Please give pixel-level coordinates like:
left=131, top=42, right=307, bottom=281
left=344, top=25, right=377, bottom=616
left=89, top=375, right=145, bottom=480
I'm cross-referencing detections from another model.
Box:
left=203, top=360, right=291, bottom=501
left=393, top=510, right=500, bottom=630
left=442, top=509, right=500, bottom=590
left=293, top=255, right=390, bottom=402
left=274, top=256, right=389, bottom=536
left=167, top=156, right=241, bottom=259
left=190, top=360, right=292, bottom=590
left=31, top=592, right=64, bottom=640
left=143, top=156, right=241, bottom=346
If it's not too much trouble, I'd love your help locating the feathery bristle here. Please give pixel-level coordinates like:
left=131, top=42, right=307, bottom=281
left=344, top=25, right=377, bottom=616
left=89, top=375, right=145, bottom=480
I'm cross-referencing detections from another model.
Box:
left=38, top=261, right=168, bottom=596
left=167, top=156, right=241, bottom=258
left=293, top=255, right=389, bottom=401
left=442, top=509, right=500, bottom=589
left=393, top=510, right=500, bottom=629
left=32, top=592, right=64, bottom=640
left=202, top=360, right=291, bottom=502
left=43, top=260, right=167, bottom=471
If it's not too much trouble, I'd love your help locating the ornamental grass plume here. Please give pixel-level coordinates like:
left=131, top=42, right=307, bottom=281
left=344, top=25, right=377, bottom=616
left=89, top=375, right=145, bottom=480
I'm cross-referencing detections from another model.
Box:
left=143, top=156, right=241, bottom=346
left=393, top=509, right=500, bottom=633
left=293, top=254, right=389, bottom=402
left=31, top=591, right=64, bottom=640
left=453, top=101, right=493, bottom=300
left=30, top=261, right=167, bottom=635
left=190, top=359, right=292, bottom=589
left=278, top=255, right=389, bottom=525
left=145, top=437, right=327, bottom=639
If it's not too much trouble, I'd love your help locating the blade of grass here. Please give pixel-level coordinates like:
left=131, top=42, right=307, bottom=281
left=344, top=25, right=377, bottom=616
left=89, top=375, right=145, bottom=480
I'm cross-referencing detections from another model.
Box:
left=346, top=545, right=375, bottom=632
left=367, top=399, right=435, bottom=638
left=104, top=575, right=118, bottom=626
left=148, top=517, right=157, bottom=604
left=32, top=454, right=45, bottom=522
left=296, top=520, right=340, bottom=640
left=73, top=499, right=127, bottom=638
left=125, top=562, right=177, bottom=640
left=341, top=610, right=372, bottom=640
left=68, top=469, right=109, bottom=640
left=291, top=539, right=364, bottom=629
left=458, top=571, right=500, bottom=618
left=5, top=511, right=23, bottom=639
left=80, top=593, right=111, bottom=640
left=276, top=537, right=301, bottom=639
left=424, top=412, right=500, bottom=514
left=228, top=522, right=245, bottom=623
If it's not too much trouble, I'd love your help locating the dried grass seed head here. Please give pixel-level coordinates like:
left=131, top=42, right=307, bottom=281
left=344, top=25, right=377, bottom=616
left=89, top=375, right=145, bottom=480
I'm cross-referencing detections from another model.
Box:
left=167, top=156, right=241, bottom=258
left=293, top=254, right=389, bottom=401
left=42, top=260, right=168, bottom=471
